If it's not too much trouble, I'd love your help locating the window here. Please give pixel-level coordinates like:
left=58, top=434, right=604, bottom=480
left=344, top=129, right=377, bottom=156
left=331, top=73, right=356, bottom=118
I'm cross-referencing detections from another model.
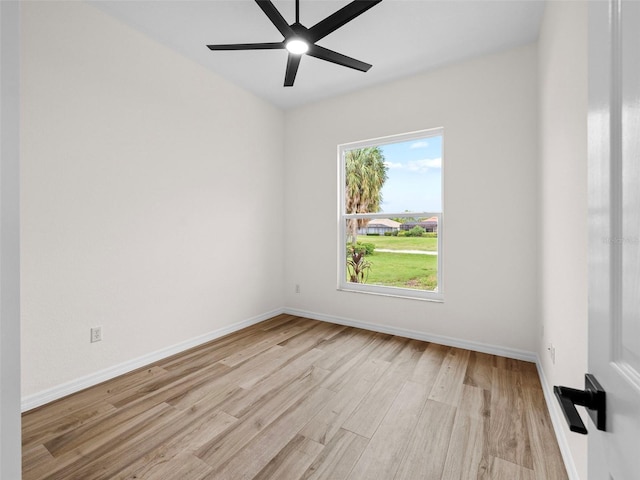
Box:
left=338, top=128, right=443, bottom=301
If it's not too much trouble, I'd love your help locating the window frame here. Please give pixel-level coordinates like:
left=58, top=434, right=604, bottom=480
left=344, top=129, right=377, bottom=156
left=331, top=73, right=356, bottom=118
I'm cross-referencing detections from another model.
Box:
left=337, top=128, right=444, bottom=302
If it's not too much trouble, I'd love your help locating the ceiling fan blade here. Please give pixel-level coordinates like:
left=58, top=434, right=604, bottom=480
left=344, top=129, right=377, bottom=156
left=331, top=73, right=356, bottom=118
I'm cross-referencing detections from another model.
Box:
left=207, top=42, right=284, bottom=51
left=308, top=0, right=382, bottom=42
left=307, top=44, right=372, bottom=72
left=255, top=0, right=294, bottom=38
left=284, top=53, right=302, bottom=87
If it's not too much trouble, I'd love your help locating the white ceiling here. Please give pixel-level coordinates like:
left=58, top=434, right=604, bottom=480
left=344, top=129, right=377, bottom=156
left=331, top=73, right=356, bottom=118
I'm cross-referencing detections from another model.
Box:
left=91, top=0, right=545, bottom=110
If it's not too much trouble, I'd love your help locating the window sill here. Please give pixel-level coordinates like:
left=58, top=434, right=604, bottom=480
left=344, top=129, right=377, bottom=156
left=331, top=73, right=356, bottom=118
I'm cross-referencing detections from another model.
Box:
left=337, top=285, right=444, bottom=303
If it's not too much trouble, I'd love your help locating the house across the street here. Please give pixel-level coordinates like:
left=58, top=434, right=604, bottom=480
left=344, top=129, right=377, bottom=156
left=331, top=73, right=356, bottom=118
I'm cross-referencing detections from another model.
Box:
left=400, top=216, right=439, bottom=233
left=358, top=218, right=401, bottom=235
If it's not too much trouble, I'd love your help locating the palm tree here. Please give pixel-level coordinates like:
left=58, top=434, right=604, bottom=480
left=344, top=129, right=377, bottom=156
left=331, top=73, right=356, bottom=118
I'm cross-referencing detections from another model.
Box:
left=345, top=146, right=388, bottom=244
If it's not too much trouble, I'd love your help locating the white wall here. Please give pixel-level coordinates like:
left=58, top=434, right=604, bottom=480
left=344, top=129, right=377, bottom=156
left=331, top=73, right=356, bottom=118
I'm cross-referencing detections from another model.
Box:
left=538, top=2, right=588, bottom=479
left=20, top=1, right=285, bottom=399
left=284, top=45, right=540, bottom=354
left=1, top=1, right=22, bottom=477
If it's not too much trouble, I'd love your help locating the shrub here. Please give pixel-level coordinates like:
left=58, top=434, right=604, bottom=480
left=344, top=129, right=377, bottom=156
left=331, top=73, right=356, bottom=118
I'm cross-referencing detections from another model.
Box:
left=405, top=226, right=426, bottom=237
left=349, top=241, right=375, bottom=255
left=424, top=232, right=438, bottom=238
left=366, top=233, right=380, bottom=236
left=384, top=231, right=393, bottom=236
left=346, top=247, right=372, bottom=284
left=346, top=242, right=375, bottom=284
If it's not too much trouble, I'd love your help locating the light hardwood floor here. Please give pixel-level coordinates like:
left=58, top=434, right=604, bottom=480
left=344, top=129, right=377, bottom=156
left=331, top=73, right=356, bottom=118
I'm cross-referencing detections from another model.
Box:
left=22, top=314, right=568, bottom=480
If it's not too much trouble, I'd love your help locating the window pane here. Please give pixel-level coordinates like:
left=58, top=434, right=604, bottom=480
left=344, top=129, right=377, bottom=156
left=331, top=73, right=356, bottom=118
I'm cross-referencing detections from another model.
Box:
left=344, top=136, right=442, bottom=215
left=380, top=136, right=442, bottom=213
left=345, top=220, right=438, bottom=292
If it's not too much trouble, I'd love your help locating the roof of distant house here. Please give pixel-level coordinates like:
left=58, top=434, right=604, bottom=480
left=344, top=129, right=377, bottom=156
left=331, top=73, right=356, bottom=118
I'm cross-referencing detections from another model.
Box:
left=367, top=219, right=401, bottom=228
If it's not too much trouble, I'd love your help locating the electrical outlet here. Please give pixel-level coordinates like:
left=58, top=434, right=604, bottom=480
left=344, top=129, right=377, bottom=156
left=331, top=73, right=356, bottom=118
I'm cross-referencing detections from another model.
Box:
left=91, top=327, right=102, bottom=343
left=548, top=343, right=555, bottom=364
left=295, top=284, right=301, bottom=294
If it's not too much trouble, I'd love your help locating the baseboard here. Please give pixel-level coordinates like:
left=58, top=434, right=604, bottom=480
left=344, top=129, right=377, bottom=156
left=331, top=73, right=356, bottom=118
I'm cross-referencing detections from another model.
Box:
left=535, top=358, right=581, bottom=480
left=283, top=307, right=537, bottom=362
left=21, top=308, right=285, bottom=412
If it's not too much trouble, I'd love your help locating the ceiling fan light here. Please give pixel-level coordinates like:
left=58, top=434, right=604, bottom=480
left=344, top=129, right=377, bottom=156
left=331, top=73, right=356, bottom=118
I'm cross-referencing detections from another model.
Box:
left=285, top=39, right=309, bottom=55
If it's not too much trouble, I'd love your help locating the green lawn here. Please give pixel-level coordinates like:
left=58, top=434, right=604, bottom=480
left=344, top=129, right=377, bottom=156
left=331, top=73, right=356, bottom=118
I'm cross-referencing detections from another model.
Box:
left=357, top=235, right=437, bottom=252
left=354, top=251, right=438, bottom=291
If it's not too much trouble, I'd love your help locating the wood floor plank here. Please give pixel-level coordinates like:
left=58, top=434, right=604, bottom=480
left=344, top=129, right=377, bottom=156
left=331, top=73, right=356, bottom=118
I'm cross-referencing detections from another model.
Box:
left=342, top=339, right=425, bottom=438
left=215, top=347, right=327, bottom=418
left=166, top=343, right=300, bottom=409
left=159, top=326, right=270, bottom=372
left=259, top=314, right=316, bottom=333
left=347, top=381, right=429, bottom=480
left=368, top=334, right=412, bottom=362
left=30, top=402, right=177, bottom=480
left=458, top=383, right=491, bottom=420
left=165, top=375, right=240, bottom=412
left=22, top=316, right=567, bottom=480
left=453, top=384, right=492, bottom=479
left=251, top=434, right=324, bottom=480
left=320, top=333, right=392, bottom=392
left=22, top=444, right=54, bottom=479
left=523, top=387, right=569, bottom=480
left=489, top=456, right=536, bottom=480
left=440, top=412, right=485, bottom=480
left=158, top=317, right=309, bottom=374
left=299, top=429, right=369, bottom=480
left=111, top=410, right=237, bottom=480
left=107, top=362, right=231, bottom=409
left=237, top=327, right=348, bottom=390
left=196, top=365, right=330, bottom=467
left=410, top=341, right=448, bottom=386
left=313, top=329, right=377, bottom=371
left=204, top=387, right=335, bottom=480
left=495, top=356, right=523, bottom=371
left=235, top=345, right=296, bottom=389
left=428, top=347, right=471, bottom=406
left=22, top=366, right=168, bottom=432
left=489, top=367, right=533, bottom=470
left=169, top=331, right=336, bottom=412
left=218, top=321, right=315, bottom=367
left=464, top=351, right=496, bottom=390
left=301, top=369, right=380, bottom=445
left=137, top=452, right=214, bottom=480
left=312, top=326, right=359, bottom=356
left=394, top=399, right=457, bottom=480
left=58, top=396, right=237, bottom=480
left=22, top=401, right=116, bottom=448
left=43, top=401, right=174, bottom=458
left=519, top=361, right=543, bottom=390
left=277, top=321, right=347, bottom=350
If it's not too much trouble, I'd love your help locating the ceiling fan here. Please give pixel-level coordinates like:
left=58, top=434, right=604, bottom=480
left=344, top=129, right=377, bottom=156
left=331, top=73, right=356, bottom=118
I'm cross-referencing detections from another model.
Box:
left=207, top=0, right=382, bottom=87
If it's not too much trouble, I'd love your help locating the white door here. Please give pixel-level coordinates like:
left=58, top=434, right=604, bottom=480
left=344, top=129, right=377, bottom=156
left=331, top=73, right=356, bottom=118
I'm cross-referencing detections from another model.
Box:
left=588, top=1, right=640, bottom=478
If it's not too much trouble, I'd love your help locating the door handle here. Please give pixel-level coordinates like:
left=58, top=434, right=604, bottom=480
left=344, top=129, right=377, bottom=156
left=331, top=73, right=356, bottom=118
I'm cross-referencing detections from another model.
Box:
left=554, top=374, right=606, bottom=434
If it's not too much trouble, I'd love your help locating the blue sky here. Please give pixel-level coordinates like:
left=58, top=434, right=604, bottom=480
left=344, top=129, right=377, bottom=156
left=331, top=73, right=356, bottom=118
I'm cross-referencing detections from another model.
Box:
left=379, top=135, right=442, bottom=213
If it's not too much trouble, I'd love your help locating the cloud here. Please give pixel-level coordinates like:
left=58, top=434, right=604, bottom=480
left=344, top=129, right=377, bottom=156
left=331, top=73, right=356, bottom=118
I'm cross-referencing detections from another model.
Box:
left=406, top=157, right=442, bottom=173
left=385, top=158, right=441, bottom=173
left=384, top=161, right=403, bottom=169
left=410, top=141, right=429, bottom=149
